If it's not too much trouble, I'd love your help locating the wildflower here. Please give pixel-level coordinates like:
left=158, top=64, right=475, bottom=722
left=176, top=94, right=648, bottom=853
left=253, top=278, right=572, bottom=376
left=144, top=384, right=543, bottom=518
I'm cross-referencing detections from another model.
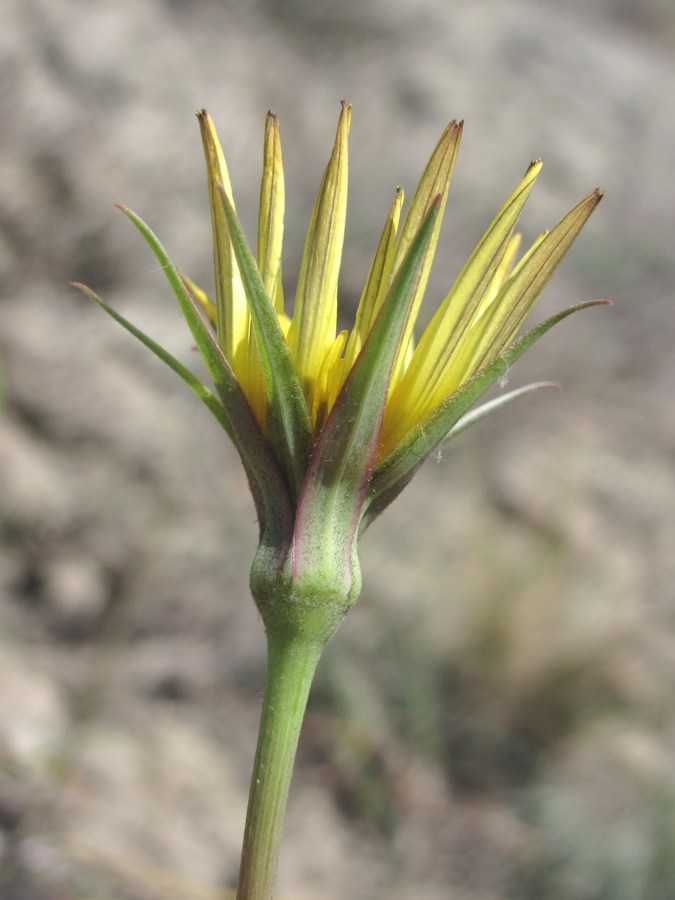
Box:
left=74, top=102, right=606, bottom=899
left=77, top=101, right=603, bottom=604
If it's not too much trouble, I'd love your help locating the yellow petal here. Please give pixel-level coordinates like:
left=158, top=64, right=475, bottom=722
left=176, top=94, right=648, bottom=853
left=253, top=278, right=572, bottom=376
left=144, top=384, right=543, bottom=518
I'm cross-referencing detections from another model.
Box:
left=342, top=187, right=404, bottom=373
left=287, top=101, right=351, bottom=412
left=277, top=310, right=292, bottom=338
left=477, top=232, right=522, bottom=311
left=461, top=189, right=603, bottom=377
left=387, top=120, right=463, bottom=388
left=180, top=271, right=217, bottom=327
left=310, top=329, right=348, bottom=432
left=197, top=110, right=250, bottom=380
left=257, top=111, right=285, bottom=316
left=383, top=159, right=542, bottom=445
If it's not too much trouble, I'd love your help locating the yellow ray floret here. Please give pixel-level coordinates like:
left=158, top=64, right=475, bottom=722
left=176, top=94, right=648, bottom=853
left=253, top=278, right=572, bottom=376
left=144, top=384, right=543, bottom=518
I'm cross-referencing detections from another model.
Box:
left=257, top=112, right=285, bottom=316
left=286, top=101, right=351, bottom=416
left=196, top=105, right=600, bottom=459
left=381, top=159, right=542, bottom=449
left=197, top=111, right=250, bottom=382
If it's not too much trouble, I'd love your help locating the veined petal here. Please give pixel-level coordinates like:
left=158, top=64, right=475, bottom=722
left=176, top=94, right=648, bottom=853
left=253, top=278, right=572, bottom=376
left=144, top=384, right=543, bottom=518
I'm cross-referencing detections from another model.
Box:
left=287, top=101, right=351, bottom=414
left=197, top=110, right=250, bottom=377
left=382, top=159, right=542, bottom=448
left=467, top=230, right=546, bottom=337
left=388, top=119, right=463, bottom=386
left=456, top=188, right=603, bottom=377
left=478, top=232, right=522, bottom=309
left=342, top=187, right=405, bottom=372
left=258, top=112, right=285, bottom=315
left=241, top=112, right=287, bottom=430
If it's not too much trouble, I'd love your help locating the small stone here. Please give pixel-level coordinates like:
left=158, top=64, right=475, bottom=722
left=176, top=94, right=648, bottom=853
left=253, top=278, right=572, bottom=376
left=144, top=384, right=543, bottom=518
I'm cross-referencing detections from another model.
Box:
left=0, top=642, right=68, bottom=766
left=44, top=556, right=108, bottom=637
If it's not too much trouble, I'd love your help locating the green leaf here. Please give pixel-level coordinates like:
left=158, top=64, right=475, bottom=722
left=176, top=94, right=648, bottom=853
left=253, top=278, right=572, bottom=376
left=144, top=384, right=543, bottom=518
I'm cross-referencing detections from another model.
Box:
left=363, top=298, right=611, bottom=529
left=217, top=188, right=313, bottom=505
left=292, top=199, right=442, bottom=597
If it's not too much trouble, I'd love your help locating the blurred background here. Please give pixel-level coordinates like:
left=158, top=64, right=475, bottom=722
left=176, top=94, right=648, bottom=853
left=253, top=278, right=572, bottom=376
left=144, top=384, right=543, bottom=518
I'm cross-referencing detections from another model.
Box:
left=1, top=0, right=675, bottom=897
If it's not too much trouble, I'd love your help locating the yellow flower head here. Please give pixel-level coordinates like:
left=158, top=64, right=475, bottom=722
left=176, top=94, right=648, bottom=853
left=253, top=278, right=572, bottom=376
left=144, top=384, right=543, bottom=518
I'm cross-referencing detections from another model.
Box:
left=194, top=104, right=602, bottom=463
left=76, top=102, right=606, bottom=610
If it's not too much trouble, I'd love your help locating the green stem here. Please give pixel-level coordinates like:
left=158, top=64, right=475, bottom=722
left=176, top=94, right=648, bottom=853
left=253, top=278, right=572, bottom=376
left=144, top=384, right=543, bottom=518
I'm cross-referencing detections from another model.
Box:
left=236, top=632, right=324, bottom=899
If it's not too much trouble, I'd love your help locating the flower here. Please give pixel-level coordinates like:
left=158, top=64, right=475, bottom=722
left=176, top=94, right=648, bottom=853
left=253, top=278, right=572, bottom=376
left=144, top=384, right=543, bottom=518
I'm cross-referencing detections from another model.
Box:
left=75, top=102, right=606, bottom=635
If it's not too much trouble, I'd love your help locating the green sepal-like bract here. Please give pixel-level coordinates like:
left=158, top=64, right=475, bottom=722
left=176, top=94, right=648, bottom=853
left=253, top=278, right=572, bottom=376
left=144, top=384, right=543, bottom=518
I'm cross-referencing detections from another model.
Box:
left=289, top=199, right=442, bottom=605
left=95, top=208, right=295, bottom=568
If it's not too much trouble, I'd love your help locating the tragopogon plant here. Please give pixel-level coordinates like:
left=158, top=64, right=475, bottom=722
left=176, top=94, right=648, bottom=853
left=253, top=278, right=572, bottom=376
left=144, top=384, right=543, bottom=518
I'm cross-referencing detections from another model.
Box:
left=75, top=101, right=606, bottom=899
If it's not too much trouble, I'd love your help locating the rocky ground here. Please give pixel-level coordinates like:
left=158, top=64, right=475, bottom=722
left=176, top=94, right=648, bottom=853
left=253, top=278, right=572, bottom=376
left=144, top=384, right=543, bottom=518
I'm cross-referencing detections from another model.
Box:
left=1, top=0, right=675, bottom=897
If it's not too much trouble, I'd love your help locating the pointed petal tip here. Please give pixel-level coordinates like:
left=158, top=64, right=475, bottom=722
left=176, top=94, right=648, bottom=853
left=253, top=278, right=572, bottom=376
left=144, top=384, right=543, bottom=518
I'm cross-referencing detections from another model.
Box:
left=579, top=188, right=604, bottom=212
left=436, top=118, right=463, bottom=141
left=197, top=112, right=212, bottom=139
left=196, top=109, right=219, bottom=146
left=339, top=100, right=352, bottom=128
